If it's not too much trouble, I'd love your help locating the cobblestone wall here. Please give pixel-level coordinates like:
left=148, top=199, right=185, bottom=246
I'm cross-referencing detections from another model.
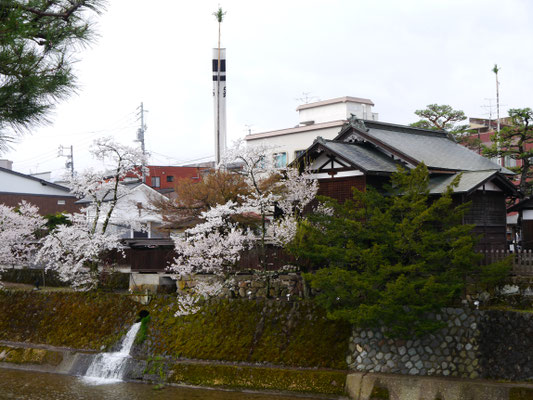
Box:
left=347, top=307, right=533, bottom=381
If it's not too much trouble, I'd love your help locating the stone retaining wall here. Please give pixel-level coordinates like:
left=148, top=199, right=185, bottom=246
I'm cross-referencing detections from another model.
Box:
left=177, top=272, right=305, bottom=300
left=347, top=307, right=533, bottom=382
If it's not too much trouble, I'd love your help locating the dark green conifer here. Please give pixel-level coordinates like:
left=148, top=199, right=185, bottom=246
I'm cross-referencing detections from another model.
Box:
left=290, top=164, right=508, bottom=337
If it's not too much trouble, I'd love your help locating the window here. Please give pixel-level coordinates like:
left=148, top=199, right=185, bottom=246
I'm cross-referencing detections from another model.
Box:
left=152, top=176, right=160, bottom=188
left=166, top=175, right=174, bottom=183
left=504, top=156, right=517, bottom=168
left=294, top=150, right=306, bottom=159
left=273, top=152, right=287, bottom=168
left=57, top=200, right=65, bottom=205
left=133, top=229, right=148, bottom=238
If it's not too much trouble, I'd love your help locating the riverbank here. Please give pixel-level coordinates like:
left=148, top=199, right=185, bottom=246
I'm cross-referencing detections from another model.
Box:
left=1, top=290, right=533, bottom=399
left=2, top=341, right=533, bottom=400
left=0, top=290, right=350, bottom=396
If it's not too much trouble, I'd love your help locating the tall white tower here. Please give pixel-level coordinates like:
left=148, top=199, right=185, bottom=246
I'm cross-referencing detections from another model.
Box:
left=213, top=48, right=227, bottom=166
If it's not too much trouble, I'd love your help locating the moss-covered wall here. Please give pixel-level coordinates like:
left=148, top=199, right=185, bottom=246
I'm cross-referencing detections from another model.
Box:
left=0, top=345, right=63, bottom=366
left=167, top=362, right=347, bottom=395
left=0, top=291, right=141, bottom=350
left=0, top=291, right=350, bottom=371
left=141, top=297, right=351, bottom=369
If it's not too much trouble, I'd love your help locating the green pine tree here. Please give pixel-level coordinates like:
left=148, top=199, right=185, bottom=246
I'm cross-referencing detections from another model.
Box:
left=0, top=1, right=104, bottom=151
left=483, top=108, right=533, bottom=197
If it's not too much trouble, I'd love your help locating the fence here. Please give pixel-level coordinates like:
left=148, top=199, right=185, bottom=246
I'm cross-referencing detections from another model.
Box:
left=478, top=249, right=533, bottom=276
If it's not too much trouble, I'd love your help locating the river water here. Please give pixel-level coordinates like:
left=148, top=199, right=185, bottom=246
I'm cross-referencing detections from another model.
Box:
left=0, top=369, right=330, bottom=400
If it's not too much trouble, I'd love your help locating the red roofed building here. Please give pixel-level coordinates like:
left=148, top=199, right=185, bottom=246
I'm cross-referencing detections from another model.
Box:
left=143, top=166, right=204, bottom=191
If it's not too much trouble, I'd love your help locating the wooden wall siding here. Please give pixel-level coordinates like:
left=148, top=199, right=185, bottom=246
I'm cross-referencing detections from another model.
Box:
left=473, top=226, right=507, bottom=251
left=119, top=245, right=302, bottom=273
left=235, top=246, right=305, bottom=271
left=317, top=175, right=366, bottom=203
left=463, top=191, right=507, bottom=250
left=0, top=193, right=80, bottom=215
left=464, top=191, right=506, bottom=226
left=521, top=220, right=533, bottom=250
left=105, top=247, right=176, bottom=272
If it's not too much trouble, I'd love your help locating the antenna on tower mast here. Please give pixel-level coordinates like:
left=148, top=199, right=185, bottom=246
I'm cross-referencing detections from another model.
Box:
left=213, top=6, right=227, bottom=168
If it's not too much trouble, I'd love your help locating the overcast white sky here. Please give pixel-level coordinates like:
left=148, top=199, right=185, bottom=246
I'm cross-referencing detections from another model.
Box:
left=5, top=0, right=533, bottom=179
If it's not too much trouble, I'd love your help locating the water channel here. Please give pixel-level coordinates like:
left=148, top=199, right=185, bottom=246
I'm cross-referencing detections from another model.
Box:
left=0, top=369, right=331, bottom=400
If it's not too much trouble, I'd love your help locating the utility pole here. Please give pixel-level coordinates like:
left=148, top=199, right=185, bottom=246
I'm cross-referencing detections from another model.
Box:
left=58, top=145, right=74, bottom=177
left=136, top=102, right=147, bottom=182
left=493, top=64, right=502, bottom=166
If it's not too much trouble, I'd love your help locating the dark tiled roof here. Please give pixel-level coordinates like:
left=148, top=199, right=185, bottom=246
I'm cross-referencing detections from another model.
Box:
left=339, top=120, right=513, bottom=174
left=427, top=170, right=500, bottom=194
left=317, top=138, right=400, bottom=174
left=508, top=197, right=533, bottom=212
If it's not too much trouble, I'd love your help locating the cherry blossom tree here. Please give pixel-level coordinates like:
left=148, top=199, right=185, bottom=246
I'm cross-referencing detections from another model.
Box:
left=37, top=137, right=146, bottom=289
left=168, top=141, right=317, bottom=313
left=0, top=202, right=45, bottom=280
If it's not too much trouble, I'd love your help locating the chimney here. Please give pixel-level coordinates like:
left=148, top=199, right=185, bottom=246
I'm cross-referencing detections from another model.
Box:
left=213, top=48, right=227, bottom=166
left=0, top=159, right=13, bottom=170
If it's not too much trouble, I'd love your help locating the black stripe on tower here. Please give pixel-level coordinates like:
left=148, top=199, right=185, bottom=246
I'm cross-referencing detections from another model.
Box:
left=212, top=59, right=226, bottom=72
left=212, top=75, right=227, bottom=81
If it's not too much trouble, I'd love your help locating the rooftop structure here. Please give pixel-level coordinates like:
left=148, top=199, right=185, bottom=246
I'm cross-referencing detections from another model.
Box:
left=245, top=96, right=378, bottom=166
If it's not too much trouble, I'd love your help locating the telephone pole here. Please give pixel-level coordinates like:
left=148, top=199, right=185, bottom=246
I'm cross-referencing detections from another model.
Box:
left=492, top=64, right=501, bottom=166
left=136, top=102, right=147, bottom=182
left=493, top=64, right=501, bottom=135
left=58, top=145, right=74, bottom=177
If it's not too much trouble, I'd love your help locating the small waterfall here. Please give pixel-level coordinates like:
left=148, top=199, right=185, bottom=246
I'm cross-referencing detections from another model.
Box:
left=82, top=322, right=141, bottom=384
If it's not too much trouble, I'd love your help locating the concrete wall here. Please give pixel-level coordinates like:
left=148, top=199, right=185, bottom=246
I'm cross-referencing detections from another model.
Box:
left=345, top=372, right=533, bottom=400
left=246, top=124, right=343, bottom=165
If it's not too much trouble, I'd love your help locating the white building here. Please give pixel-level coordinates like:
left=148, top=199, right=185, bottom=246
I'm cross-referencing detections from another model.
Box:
left=78, top=182, right=169, bottom=239
left=244, top=96, right=378, bottom=166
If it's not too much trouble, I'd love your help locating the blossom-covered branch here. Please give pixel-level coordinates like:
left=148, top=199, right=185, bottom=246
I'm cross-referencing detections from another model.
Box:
left=0, top=202, right=44, bottom=274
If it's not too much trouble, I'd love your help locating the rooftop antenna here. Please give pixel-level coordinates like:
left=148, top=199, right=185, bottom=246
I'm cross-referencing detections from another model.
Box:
left=213, top=6, right=227, bottom=168
left=295, top=92, right=319, bottom=104
left=244, top=124, right=254, bottom=135
left=481, top=98, right=496, bottom=130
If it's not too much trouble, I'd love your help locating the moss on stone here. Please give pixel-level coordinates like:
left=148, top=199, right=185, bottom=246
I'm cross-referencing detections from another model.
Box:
left=0, top=291, right=350, bottom=373
left=169, top=362, right=346, bottom=395
left=144, top=297, right=351, bottom=369
left=0, top=291, right=141, bottom=350
left=370, top=384, right=390, bottom=399
left=509, top=387, right=533, bottom=400
left=0, top=345, right=63, bottom=366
